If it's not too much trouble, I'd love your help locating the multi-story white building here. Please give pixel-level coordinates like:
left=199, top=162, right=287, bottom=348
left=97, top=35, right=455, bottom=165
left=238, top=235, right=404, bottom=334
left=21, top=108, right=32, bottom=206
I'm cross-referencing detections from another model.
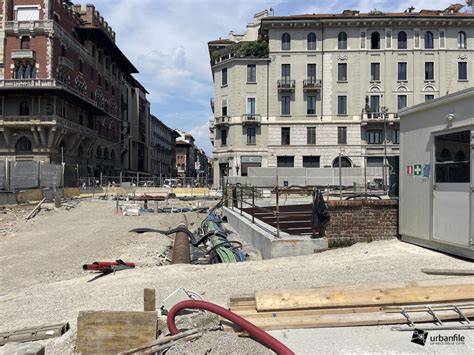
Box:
left=208, top=4, right=474, bottom=187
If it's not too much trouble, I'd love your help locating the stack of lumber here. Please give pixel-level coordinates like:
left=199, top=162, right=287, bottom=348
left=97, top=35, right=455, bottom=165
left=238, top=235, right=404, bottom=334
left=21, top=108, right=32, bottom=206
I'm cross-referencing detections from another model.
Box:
left=227, top=278, right=474, bottom=331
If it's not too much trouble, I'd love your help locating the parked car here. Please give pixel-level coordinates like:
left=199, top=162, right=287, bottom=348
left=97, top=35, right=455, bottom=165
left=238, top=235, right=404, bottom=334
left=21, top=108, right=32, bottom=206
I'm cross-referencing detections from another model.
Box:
left=163, top=179, right=178, bottom=188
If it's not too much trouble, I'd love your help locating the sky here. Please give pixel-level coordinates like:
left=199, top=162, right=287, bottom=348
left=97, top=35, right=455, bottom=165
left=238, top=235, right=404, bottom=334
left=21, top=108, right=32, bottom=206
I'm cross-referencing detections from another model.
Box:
left=77, top=0, right=454, bottom=154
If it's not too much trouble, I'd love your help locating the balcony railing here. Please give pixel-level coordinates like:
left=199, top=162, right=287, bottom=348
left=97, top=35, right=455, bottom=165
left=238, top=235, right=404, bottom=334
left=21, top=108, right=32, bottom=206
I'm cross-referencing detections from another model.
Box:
left=0, top=115, right=97, bottom=137
left=277, top=78, right=295, bottom=91
left=214, top=116, right=230, bottom=127
left=361, top=112, right=399, bottom=123
left=11, top=49, right=36, bottom=60
left=58, top=56, right=74, bottom=71
left=303, top=78, right=322, bottom=90
left=4, top=20, right=54, bottom=33
left=242, top=114, right=261, bottom=126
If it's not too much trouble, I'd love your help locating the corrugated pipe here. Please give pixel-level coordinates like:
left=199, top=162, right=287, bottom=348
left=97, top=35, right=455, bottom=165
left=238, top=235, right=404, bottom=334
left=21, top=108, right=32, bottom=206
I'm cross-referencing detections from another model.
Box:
left=166, top=300, right=294, bottom=355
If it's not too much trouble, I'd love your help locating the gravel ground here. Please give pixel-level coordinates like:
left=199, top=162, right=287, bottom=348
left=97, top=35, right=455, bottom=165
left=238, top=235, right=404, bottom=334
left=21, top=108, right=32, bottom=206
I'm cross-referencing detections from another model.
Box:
left=1, top=199, right=473, bottom=354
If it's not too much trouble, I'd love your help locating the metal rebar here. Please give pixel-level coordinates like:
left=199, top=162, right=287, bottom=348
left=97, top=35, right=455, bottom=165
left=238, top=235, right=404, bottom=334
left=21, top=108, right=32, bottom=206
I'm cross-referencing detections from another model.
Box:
left=171, top=231, right=191, bottom=264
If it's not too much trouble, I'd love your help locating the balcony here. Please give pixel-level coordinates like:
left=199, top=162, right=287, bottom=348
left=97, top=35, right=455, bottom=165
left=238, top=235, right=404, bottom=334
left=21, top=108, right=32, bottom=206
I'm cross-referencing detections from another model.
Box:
left=303, top=78, right=322, bottom=91
left=277, top=79, right=295, bottom=92
left=214, top=116, right=230, bottom=127
left=58, top=56, right=74, bottom=71
left=11, top=49, right=36, bottom=60
left=0, top=115, right=97, bottom=137
left=361, top=112, right=399, bottom=125
left=4, top=20, right=54, bottom=34
left=242, top=114, right=261, bottom=126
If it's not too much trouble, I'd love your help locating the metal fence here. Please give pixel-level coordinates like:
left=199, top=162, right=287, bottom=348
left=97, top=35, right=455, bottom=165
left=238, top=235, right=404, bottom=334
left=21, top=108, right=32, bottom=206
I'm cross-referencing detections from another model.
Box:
left=0, top=160, right=79, bottom=192
left=79, top=174, right=213, bottom=188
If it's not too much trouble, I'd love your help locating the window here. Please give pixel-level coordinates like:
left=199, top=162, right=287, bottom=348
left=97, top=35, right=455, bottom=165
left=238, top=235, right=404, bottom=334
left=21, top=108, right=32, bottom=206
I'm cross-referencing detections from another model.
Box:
left=425, top=62, right=434, bottom=80
left=112, top=64, right=116, bottom=75
left=367, top=157, right=383, bottom=167
left=370, top=63, right=380, bottom=81
left=393, top=129, right=400, bottom=144
left=247, top=64, right=256, bottom=83
left=277, top=156, right=294, bottom=168
left=282, top=33, right=291, bottom=50
left=370, top=95, right=380, bottom=113
left=246, top=127, right=256, bottom=144
left=281, top=64, right=291, bottom=81
left=338, top=32, right=347, bottom=50
left=397, top=95, right=407, bottom=110
left=435, top=130, right=470, bottom=183
left=367, top=130, right=383, bottom=144
left=221, top=129, right=227, bottom=146
left=221, top=99, right=227, bottom=116
left=91, top=45, right=96, bottom=58
left=307, top=127, right=316, bottom=144
left=424, top=31, right=434, bottom=49
left=307, top=32, right=316, bottom=50
left=371, top=32, right=380, bottom=49
left=337, top=96, right=347, bottom=115
left=458, top=62, right=467, bottom=80
left=398, top=31, right=407, bottom=49
left=98, top=74, right=102, bottom=86
left=333, top=156, right=352, bottom=167
left=458, top=31, right=467, bottom=49
left=303, top=156, right=320, bottom=168
left=221, top=68, right=227, bottom=86
left=79, top=59, right=83, bottom=73
left=98, top=50, right=103, bottom=64
left=281, top=127, right=290, bottom=145
left=112, top=86, right=115, bottom=96
left=105, top=80, right=109, bottom=91
left=16, top=7, right=40, bottom=21
left=90, top=67, right=94, bottom=81
left=337, top=126, right=347, bottom=144
left=247, top=97, right=256, bottom=115
left=60, top=44, right=66, bottom=57
left=15, top=136, right=32, bottom=152
left=20, top=36, right=30, bottom=49
left=307, top=96, right=316, bottom=115
left=425, top=95, right=435, bottom=101
left=338, top=63, right=347, bottom=81
left=307, top=64, right=316, bottom=82
left=105, top=57, right=110, bottom=70
left=19, top=101, right=29, bottom=116
left=397, top=62, right=407, bottom=81
left=281, top=96, right=291, bottom=115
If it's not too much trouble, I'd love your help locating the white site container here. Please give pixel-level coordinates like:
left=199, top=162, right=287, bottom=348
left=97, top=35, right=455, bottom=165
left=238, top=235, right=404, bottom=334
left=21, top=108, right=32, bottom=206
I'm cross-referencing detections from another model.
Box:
left=399, top=87, right=473, bottom=259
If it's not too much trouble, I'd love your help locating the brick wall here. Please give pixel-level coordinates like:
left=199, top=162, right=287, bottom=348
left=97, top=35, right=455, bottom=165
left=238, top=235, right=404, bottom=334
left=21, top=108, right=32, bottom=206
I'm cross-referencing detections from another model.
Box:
left=325, top=199, right=398, bottom=242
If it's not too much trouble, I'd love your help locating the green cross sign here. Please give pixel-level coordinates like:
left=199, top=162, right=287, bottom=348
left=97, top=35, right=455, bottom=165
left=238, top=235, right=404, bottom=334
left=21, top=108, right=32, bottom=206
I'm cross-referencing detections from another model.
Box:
left=414, top=164, right=422, bottom=176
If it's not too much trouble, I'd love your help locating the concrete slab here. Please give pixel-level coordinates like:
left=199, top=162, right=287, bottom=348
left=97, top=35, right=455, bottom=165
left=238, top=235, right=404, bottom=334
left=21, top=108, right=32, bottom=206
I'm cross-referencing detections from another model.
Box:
left=223, top=207, right=327, bottom=259
left=0, top=342, right=45, bottom=355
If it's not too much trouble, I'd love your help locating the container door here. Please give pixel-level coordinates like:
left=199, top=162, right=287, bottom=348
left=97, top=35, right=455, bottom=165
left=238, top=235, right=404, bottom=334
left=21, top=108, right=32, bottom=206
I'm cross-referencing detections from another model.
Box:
left=432, top=130, right=471, bottom=247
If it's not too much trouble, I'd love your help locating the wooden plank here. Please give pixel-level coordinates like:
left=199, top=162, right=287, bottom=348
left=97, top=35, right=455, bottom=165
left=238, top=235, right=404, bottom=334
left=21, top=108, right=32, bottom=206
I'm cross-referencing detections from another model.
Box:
left=231, top=306, right=384, bottom=318
left=255, top=278, right=474, bottom=311
left=144, top=288, right=156, bottom=311
left=421, top=268, right=474, bottom=276
left=120, top=329, right=199, bottom=354
left=25, top=198, right=45, bottom=220
left=230, top=308, right=474, bottom=331
left=76, top=311, right=157, bottom=354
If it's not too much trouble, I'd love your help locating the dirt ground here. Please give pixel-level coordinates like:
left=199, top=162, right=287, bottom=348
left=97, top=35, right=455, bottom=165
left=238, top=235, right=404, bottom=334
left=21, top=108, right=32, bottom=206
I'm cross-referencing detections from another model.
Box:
left=1, top=198, right=473, bottom=354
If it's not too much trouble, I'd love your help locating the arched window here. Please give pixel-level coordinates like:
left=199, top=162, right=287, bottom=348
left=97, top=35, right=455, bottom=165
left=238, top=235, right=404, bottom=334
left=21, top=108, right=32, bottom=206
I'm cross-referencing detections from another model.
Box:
left=60, top=44, right=66, bottom=57
left=19, top=101, right=29, bottom=116
left=338, top=32, right=347, bottom=50
left=15, top=136, right=32, bottom=152
left=424, top=31, right=434, bottom=49
left=371, top=32, right=380, bottom=49
left=332, top=156, right=352, bottom=168
left=397, top=31, right=407, bottom=49
left=458, top=31, right=467, bottom=49
left=281, top=33, right=291, bottom=51
left=96, top=146, right=102, bottom=159
left=307, top=32, right=316, bottom=50
left=20, top=36, right=30, bottom=49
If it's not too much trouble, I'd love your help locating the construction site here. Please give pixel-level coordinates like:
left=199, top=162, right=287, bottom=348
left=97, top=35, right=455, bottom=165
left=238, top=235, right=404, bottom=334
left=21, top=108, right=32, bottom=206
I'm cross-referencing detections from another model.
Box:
left=0, top=181, right=473, bottom=354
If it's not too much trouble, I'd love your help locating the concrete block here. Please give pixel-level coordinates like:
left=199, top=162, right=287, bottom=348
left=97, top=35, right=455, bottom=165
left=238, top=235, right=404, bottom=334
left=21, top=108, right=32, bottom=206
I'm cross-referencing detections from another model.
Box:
left=15, top=189, right=43, bottom=204
left=0, top=192, right=17, bottom=205
left=63, top=187, right=80, bottom=198
left=0, top=342, right=45, bottom=355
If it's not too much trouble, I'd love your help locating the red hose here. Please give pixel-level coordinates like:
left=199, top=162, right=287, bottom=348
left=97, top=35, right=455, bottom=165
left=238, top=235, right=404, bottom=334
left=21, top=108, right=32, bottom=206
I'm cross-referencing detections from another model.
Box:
left=167, top=300, right=294, bottom=355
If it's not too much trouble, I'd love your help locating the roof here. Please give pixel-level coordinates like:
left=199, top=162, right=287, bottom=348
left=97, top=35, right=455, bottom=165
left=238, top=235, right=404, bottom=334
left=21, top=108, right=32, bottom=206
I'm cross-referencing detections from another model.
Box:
left=208, top=39, right=234, bottom=45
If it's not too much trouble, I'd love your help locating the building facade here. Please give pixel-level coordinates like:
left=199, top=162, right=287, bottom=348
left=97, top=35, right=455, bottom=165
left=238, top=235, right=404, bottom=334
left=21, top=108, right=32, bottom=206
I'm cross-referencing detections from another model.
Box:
left=149, top=114, right=176, bottom=178
left=208, top=5, right=474, bottom=187
left=175, top=129, right=196, bottom=178
left=0, top=0, right=156, bottom=179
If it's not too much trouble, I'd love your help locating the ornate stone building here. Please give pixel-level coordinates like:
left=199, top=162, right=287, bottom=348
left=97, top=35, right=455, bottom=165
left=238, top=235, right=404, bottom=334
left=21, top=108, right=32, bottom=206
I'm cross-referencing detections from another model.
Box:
left=208, top=5, right=474, bottom=187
